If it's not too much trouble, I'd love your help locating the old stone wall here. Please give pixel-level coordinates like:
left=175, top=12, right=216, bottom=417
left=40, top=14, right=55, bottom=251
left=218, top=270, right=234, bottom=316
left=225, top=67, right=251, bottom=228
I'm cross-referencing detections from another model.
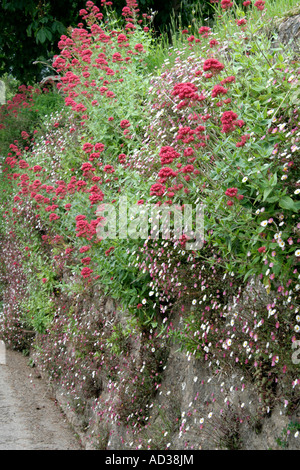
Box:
left=0, top=81, right=5, bottom=105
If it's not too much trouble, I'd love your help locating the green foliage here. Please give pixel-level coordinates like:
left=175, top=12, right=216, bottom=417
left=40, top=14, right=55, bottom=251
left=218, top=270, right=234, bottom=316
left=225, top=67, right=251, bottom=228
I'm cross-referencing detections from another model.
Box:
left=0, top=0, right=299, bottom=449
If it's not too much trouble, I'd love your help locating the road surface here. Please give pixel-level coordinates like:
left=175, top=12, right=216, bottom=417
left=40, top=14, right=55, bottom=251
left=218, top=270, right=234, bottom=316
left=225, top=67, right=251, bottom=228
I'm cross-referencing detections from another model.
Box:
left=0, top=348, right=82, bottom=450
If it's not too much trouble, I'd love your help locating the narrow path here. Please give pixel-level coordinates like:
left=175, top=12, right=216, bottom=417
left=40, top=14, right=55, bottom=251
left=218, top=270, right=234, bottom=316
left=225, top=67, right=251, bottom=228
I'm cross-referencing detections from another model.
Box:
left=0, top=348, right=82, bottom=450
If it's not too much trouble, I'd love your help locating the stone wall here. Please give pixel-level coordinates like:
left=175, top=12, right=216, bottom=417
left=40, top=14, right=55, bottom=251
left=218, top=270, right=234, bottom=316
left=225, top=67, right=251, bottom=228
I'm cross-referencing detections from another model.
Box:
left=0, top=81, right=5, bottom=105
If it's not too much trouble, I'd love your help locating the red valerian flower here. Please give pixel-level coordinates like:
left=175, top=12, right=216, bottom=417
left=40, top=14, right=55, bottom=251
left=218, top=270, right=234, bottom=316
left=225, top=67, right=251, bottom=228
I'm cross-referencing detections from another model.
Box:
left=159, top=146, right=180, bottom=165
left=225, top=187, right=238, bottom=197
left=103, top=165, right=115, bottom=173
left=236, top=18, right=247, bottom=26
left=203, top=58, right=224, bottom=75
left=258, top=246, right=266, bottom=253
left=117, top=33, right=128, bottom=43
left=184, top=147, right=194, bottom=157
left=118, top=153, right=126, bottom=163
left=134, top=43, right=144, bottom=52
left=120, top=119, right=131, bottom=129
left=209, top=39, right=219, bottom=48
left=33, top=165, right=43, bottom=172
left=81, top=257, right=91, bottom=265
left=220, top=76, right=236, bottom=85
left=79, top=245, right=91, bottom=253
left=211, top=85, right=228, bottom=98
left=150, top=183, right=166, bottom=197
left=82, top=142, right=94, bottom=153
left=19, top=160, right=29, bottom=169
left=81, top=162, right=95, bottom=173
left=180, top=164, right=194, bottom=174
left=158, top=167, right=178, bottom=179
left=49, top=213, right=60, bottom=221
left=254, top=0, right=265, bottom=10
left=105, top=246, right=115, bottom=256
left=236, top=134, right=250, bottom=147
left=198, top=26, right=211, bottom=36
left=221, top=111, right=241, bottom=133
left=221, top=0, right=233, bottom=8
left=94, top=142, right=105, bottom=152
left=172, top=82, right=200, bottom=101
left=81, top=267, right=93, bottom=278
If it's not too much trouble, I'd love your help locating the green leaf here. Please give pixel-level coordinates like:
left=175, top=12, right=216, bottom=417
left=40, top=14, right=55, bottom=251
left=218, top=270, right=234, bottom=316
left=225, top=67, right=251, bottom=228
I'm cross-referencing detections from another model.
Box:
left=269, top=172, right=277, bottom=186
left=267, top=195, right=280, bottom=203
left=36, top=28, right=46, bottom=43
left=244, top=268, right=255, bottom=282
left=279, top=196, right=297, bottom=211
left=263, top=187, right=273, bottom=202
left=294, top=201, right=300, bottom=211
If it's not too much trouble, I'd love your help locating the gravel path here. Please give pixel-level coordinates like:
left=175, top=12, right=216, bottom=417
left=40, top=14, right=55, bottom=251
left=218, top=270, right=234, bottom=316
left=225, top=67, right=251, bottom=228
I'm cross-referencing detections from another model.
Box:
left=0, top=348, right=82, bottom=450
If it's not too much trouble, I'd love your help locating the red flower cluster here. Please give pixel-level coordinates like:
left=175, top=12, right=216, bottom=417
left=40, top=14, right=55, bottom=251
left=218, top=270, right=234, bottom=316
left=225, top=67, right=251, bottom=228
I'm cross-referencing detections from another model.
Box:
left=105, top=246, right=115, bottom=256
left=254, top=0, right=265, bottom=10
left=150, top=183, right=166, bottom=197
left=198, top=26, right=211, bottom=37
left=159, top=146, right=180, bottom=166
left=172, top=82, right=204, bottom=108
left=81, top=267, right=93, bottom=278
left=120, top=119, right=131, bottom=129
left=225, top=187, right=238, bottom=197
left=203, top=58, right=224, bottom=75
left=211, top=85, right=228, bottom=98
left=158, top=167, right=178, bottom=182
left=236, top=18, right=247, bottom=27
left=221, top=0, right=233, bottom=8
left=75, top=215, right=104, bottom=240
left=221, top=111, right=245, bottom=134
left=225, top=187, right=244, bottom=206
left=236, top=134, right=250, bottom=147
